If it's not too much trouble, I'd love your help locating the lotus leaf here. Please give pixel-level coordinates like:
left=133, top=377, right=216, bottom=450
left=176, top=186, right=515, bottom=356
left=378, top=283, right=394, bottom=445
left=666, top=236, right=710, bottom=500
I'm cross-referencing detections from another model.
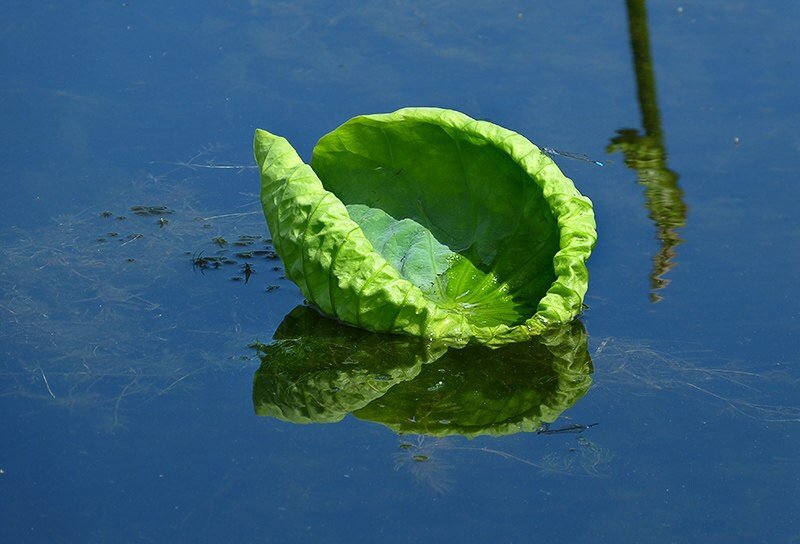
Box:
left=254, top=108, right=596, bottom=345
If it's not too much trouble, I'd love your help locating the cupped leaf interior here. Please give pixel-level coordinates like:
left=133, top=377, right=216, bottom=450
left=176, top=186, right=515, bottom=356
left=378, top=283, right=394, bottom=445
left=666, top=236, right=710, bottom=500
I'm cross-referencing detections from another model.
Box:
left=312, top=116, right=560, bottom=328
left=346, top=204, right=527, bottom=327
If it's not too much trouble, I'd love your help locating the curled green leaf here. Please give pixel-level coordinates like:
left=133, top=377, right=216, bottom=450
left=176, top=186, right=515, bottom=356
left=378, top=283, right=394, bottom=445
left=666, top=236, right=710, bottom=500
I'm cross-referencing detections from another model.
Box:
left=254, top=108, right=596, bottom=345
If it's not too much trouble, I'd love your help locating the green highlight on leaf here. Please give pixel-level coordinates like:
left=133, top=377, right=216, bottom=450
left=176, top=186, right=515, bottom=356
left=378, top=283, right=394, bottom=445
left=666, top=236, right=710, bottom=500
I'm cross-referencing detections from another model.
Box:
left=254, top=107, right=596, bottom=346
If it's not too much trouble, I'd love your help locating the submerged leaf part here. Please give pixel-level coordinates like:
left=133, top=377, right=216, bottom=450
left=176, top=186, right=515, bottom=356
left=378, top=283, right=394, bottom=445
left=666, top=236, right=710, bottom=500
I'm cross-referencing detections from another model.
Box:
left=254, top=108, right=596, bottom=345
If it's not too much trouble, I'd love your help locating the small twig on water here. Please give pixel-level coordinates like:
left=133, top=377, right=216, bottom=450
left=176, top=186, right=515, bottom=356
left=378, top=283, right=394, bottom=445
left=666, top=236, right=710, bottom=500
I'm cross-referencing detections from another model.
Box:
left=200, top=211, right=261, bottom=221
left=39, top=368, right=56, bottom=399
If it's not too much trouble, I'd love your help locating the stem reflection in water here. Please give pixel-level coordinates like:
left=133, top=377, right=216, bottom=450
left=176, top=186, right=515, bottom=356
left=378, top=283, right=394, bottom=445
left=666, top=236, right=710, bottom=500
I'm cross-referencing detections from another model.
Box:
left=609, top=0, right=689, bottom=302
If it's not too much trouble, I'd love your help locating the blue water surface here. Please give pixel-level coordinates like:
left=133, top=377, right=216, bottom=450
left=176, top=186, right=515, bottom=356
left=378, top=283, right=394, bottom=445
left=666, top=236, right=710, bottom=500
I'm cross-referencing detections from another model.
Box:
left=2, top=2, right=799, bottom=543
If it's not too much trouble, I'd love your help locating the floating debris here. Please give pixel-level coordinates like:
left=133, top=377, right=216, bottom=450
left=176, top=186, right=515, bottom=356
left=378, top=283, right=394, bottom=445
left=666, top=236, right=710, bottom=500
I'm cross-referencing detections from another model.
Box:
left=250, top=249, right=278, bottom=259
left=189, top=250, right=242, bottom=273
left=537, top=422, right=598, bottom=435
left=232, top=234, right=262, bottom=246
left=130, top=205, right=175, bottom=216
left=120, top=233, right=143, bottom=246
left=542, top=146, right=604, bottom=167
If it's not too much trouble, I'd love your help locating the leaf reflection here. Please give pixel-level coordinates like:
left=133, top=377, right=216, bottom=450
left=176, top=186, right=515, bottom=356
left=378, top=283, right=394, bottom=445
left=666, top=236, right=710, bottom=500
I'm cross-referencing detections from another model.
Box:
left=252, top=306, right=594, bottom=437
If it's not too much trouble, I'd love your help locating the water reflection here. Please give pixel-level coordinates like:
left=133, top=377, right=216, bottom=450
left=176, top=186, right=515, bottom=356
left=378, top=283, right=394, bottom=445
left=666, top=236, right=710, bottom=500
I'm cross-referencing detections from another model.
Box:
left=393, top=432, right=614, bottom=494
left=252, top=306, right=603, bottom=491
left=609, top=0, right=688, bottom=302
left=251, top=306, right=593, bottom=437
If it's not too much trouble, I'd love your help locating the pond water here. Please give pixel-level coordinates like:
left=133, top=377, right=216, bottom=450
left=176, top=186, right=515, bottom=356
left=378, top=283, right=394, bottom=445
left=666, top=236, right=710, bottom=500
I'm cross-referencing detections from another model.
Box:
left=2, top=1, right=799, bottom=542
